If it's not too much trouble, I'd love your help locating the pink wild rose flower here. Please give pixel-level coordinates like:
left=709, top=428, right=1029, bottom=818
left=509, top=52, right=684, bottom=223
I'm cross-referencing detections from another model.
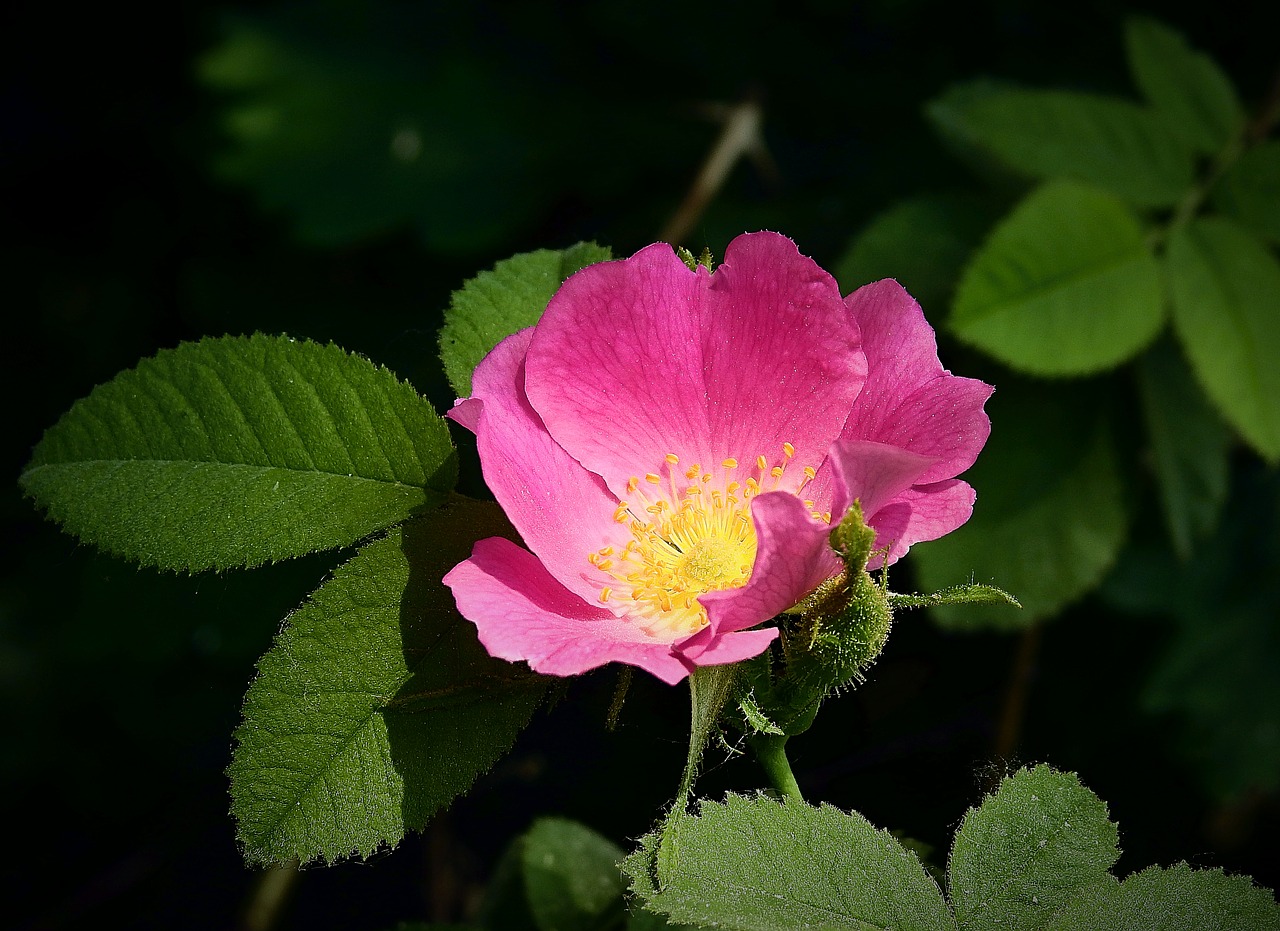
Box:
left=443, top=232, right=992, bottom=684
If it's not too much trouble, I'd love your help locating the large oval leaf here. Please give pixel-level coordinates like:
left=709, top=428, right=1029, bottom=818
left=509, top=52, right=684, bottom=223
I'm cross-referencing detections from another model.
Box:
left=951, top=181, right=1164, bottom=376
left=625, top=794, right=955, bottom=931
left=229, top=497, right=547, bottom=865
left=927, top=84, right=1195, bottom=207
left=949, top=765, right=1120, bottom=931
left=1124, top=16, right=1244, bottom=155
left=1167, top=217, right=1280, bottom=463
left=21, top=334, right=457, bottom=571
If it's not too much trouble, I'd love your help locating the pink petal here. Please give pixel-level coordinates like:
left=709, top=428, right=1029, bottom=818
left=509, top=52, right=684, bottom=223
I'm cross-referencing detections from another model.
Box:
left=841, top=280, right=993, bottom=484
left=444, top=537, right=695, bottom=685
left=448, top=329, right=630, bottom=605
left=826, top=439, right=944, bottom=522
left=524, top=232, right=866, bottom=499
left=865, top=480, right=976, bottom=569
left=702, top=492, right=842, bottom=634
left=678, top=625, right=780, bottom=666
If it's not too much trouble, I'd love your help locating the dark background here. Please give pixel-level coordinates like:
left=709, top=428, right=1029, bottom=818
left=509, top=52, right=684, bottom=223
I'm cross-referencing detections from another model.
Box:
left=4, top=2, right=1277, bottom=928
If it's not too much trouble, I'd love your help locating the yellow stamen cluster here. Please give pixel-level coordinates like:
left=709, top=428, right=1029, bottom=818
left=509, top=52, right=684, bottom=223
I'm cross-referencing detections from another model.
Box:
left=588, top=444, right=821, bottom=638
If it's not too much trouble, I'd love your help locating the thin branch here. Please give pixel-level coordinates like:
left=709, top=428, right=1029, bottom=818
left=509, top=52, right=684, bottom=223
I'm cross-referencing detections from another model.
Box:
left=994, top=624, right=1042, bottom=761
left=660, top=97, right=767, bottom=246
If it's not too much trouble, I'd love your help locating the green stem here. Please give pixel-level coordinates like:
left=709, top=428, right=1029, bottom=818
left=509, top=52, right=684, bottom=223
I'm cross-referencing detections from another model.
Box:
left=750, top=733, right=804, bottom=802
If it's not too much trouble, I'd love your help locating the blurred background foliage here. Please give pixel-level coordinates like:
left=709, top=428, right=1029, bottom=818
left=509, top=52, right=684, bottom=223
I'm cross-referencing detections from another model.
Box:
left=4, top=0, right=1278, bottom=928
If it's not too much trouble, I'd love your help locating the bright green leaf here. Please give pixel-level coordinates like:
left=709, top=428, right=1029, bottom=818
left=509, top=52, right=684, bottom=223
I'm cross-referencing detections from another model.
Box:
left=1135, top=338, right=1231, bottom=558
left=439, top=243, right=613, bottom=398
left=1167, top=217, right=1280, bottom=463
left=625, top=794, right=956, bottom=931
left=522, top=819, right=626, bottom=931
left=20, top=334, right=457, bottom=572
left=1212, top=140, right=1280, bottom=246
left=949, top=765, right=1120, bottom=931
left=951, top=181, right=1165, bottom=376
left=833, top=193, right=1000, bottom=312
left=1043, top=863, right=1280, bottom=930
left=1124, top=16, right=1244, bottom=154
left=913, top=385, right=1127, bottom=629
left=228, top=497, right=547, bottom=865
left=926, top=83, right=1195, bottom=206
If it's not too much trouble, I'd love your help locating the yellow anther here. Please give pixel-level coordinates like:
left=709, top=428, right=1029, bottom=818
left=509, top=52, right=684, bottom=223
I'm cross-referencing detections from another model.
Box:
left=746, top=477, right=761, bottom=494
left=803, top=466, right=816, bottom=480
left=702, top=473, right=712, bottom=483
left=597, top=559, right=613, bottom=570
left=645, top=473, right=662, bottom=485
left=627, top=476, right=639, bottom=492
left=822, top=511, right=832, bottom=523
left=727, top=481, right=741, bottom=494
left=614, top=504, right=631, bottom=522
left=756, top=455, right=769, bottom=470
left=783, top=442, right=795, bottom=458
left=646, top=504, right=664, bottom=514
left=686, top=486, right=702, bottom=495
left=771, top=466, right=784, bottom=479
left=599, top=587, right=612, bottom=603
left=722, top=457, right=738, bottom=469
left=804, top=499, right=815, bottom=510
left=665, top=453, right=680, bottom=465
left=599, top=546, right=614, bottom=556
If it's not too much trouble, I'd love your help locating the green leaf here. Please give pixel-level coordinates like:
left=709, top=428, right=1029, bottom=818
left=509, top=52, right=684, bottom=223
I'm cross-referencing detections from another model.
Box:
left=522, top=819, right=626, bottom=931
left=1212, top=140, right=1280, bottom=245
left=20, top=335, right=457, bottom=572
left=833, top=193, right=1000, bottom=312
left=1043, top=863, right=1280, bottom=930
left=228, top=497, right=547, bottom=865
left=625, top=794, right=956, bottom=931
left=912, top=384, right=1127, bottom=628
left=951, top=181, right=1165, bottom=376
left=1135, top=338, right=1231, bottom=558
left=926, top=83, right=1195, bottom=206
left=1124, top=16, right=1244, bottom=155
left=439, top=243, right=613, bottom=397
left=1166, top=217, right=1280, bottom=463
left=948, top=765, right=1120, bottom=931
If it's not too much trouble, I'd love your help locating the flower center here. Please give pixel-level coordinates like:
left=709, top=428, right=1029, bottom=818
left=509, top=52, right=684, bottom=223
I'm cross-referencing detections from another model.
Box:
left=589, top=445, right=825, bottom=639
